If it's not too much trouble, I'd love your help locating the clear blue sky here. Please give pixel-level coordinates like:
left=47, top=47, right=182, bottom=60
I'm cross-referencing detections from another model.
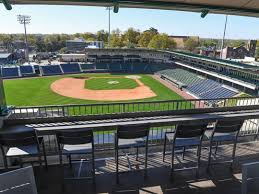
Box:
left=0, top=5, right=259, bottom=39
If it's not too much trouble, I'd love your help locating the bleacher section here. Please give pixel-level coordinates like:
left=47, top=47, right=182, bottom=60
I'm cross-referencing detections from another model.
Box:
left=96, top=63, right=108, bottom=70
left=40, top=65, right=63, bottom=76
left=187, top=79, right=220, bottom=95
left=159, top=69, right=203, bottom=86
left=1, top=67, right=20, bottom=78
left=80, top=64, right=95, bottom=71
left=199, top=87, right=237, bottom=99
left=20, top=65, right=35, bottom=76
left=60, top=63, right=81, bottom=74
left=132, top=63, right=150, bottom=73
left=121, top=63, right=131, bottom=72
left=159, top=68, right=238, bottom=99
left=108, top=63, right=121, bottom=72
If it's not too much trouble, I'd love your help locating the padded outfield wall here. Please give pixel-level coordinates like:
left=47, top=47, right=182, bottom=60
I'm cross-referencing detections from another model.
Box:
left=0, top=76, right=6, bottom=115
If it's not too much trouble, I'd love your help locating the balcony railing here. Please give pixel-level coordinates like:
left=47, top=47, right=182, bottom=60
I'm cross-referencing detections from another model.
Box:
left=4, top=96, right=259, bottom=155
left=7, top=96, right=259, bottom=120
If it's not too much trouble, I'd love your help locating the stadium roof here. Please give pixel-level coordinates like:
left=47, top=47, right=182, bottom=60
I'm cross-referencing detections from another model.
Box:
left=171, top=51, right=259, bottom=71
left=2, top=0, right=259, bottom=18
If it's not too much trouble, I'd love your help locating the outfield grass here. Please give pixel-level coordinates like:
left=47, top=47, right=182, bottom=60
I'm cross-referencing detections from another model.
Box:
left=3, top=73, right=185, bottom=106
left=85, top=77, right=138, bottom=90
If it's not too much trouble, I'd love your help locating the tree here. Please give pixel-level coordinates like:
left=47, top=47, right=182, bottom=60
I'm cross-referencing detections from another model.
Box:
left=138, top=31, right=156, bottom=48
left=148, top=34, right=176, bottom=50
left=229, top=40, right=246, bottom=47
left=96, top=30, right=108, bottom=43
left=144, top=27, right=158, bottom=35
left=110, top=29, right=125, bottom=48
left=60, top=47, right=68, bottom=54
left=124, top=28, right=140, bottom=45
left=184, top=37, right=199, bottom=51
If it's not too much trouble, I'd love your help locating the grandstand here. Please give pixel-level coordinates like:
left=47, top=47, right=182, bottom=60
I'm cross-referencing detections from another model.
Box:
left=159, top=68, right=203, bottom=86
left=60, top=63, right=81, bottom=74
left=158, top=68, right=238, bottom=99
left=80, top=63, right=96, bottom=71
left=108, top=63, right=121, bottom=72
left=40, top=65, right=63, bottom=76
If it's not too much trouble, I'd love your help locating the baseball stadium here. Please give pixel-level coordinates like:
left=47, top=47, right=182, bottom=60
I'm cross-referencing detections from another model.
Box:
left=1, top=1, right=259, bottom=194
left=2, top=48, right=254, bottom=108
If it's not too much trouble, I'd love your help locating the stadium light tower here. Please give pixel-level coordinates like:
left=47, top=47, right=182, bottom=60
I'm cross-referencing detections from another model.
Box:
left=106, top=7, right=112, bottom=48
left=17, top=14, right=31, bottom=62
left=220, top=15, right=228, bottom=59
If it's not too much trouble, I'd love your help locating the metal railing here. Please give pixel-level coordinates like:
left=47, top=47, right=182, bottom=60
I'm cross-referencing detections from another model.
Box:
left=7, top=96, right=259, bottom=120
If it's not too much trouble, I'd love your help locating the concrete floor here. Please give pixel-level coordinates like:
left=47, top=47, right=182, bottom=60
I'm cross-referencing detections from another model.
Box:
left=31, top=141, right=259, bottom=194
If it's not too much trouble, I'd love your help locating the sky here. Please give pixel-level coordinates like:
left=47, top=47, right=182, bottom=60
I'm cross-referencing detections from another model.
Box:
left=0, top=5, right=259, bottom=39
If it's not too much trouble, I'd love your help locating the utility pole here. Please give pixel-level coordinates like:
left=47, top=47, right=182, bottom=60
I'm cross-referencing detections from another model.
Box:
left=220, top=15, right=228, bottom=59
left=106, top=7, right=112, bottom=48
left=17, top=15, right=31, bottom=63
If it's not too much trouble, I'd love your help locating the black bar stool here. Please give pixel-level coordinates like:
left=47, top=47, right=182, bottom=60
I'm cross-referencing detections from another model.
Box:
left=115, top=124, right=150, bottom=183
left=56, top=129, right=95, bottom=184
left=0, top=129, right=48, bottom=170
left=163, top=123, right=207, bottom=178
left=205, top=119, right=244, bottom=170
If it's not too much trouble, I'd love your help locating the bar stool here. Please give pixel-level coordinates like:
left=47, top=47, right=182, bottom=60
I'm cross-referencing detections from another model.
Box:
left=0, top=129, right=48, bottom=170
left=205, top=119, right=244, bottom=170
left=56, top=129, right=95, bottom=184
left=163, top=123, right=207, bottom=178
left=115, top=124, right=150, bottom=183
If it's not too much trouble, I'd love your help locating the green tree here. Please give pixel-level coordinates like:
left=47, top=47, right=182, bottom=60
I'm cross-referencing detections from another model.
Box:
left=148, top=34, right=176, bottom=50
left=124, top=28, right=140, bottom=45
left=60, top=47, right=68, bottom=54
left=138, top=31, right=156, bottom=48
left=184, top=37, right=199, bottom=51
left=144, top=27, right=158, bottom=35
left=110, top=29, right=125, bottom=48
left=96, top=30, right=108, bottom=43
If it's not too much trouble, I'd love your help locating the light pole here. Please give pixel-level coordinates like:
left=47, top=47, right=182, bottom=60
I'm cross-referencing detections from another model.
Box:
left=106, top=7, right=112, bottom=48
left=17, top=15, right=31, bottom=62
left=220, top=15, right=228, bottom=59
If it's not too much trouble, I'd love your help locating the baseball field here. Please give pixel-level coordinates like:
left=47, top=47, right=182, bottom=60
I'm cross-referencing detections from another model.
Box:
left=3, top=73, right=185, bottom=107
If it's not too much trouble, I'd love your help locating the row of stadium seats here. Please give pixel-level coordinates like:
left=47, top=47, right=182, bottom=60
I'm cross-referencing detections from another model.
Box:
left=0, top=65, right=35, bottom=78
left=80, top=63, right=152, bottom=73
left=159, top=68, right=238, bottom=99
left=1, top=63, right=157, bottom=78
left=158, top=68, right=203, bottom=86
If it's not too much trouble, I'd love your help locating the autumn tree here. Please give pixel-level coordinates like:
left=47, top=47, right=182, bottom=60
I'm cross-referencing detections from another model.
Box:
left=148, top=34, right=176, bottom=50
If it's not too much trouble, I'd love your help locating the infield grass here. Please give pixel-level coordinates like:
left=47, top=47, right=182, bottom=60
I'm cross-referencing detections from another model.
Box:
left=85, top=77, right=138, bottom=90
left=4, top=73, right=185, bottom=107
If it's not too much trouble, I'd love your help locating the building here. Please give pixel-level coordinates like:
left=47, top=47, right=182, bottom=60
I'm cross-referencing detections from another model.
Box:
left=85, top=41, right=104, bottom=49
left=0, top=53, right=13, bottom=65
left=66, top=38, right=104, bottom=52
left=66, top=38, right=87, bottom=52
left=199, top=47, right=221, bottom=58
left=221, top=40, right=257, bottom=59
left=59, top=53, right=86, bottom=62
left=169, top=36, right=199, bottom=49
left=12, top=40, right=26, bottom=50
left=85, top=48, right=171, bottom=63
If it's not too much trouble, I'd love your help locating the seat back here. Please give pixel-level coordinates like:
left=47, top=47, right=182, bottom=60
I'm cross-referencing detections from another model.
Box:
left=214, top=120, right=244, bottom=133
left=0, top=166, right=38, bottom=194
left=175, top=123, right=208, bottom=138
left=56, top=129, right=93, bottom=145
left=117, top=124, right=150, bottom=139
left=0, top=130, right=38, bottom=147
